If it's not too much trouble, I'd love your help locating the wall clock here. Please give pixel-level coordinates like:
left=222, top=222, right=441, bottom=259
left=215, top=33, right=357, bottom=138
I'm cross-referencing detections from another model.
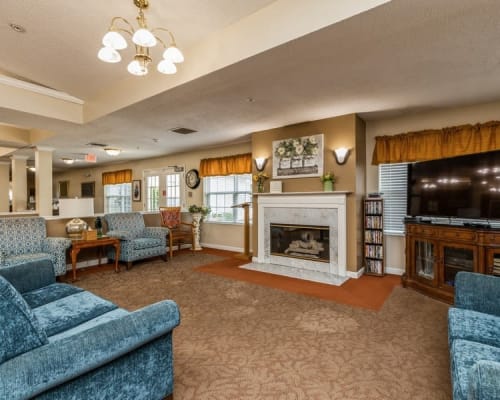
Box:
left=185, top=169, right=201, bottom=189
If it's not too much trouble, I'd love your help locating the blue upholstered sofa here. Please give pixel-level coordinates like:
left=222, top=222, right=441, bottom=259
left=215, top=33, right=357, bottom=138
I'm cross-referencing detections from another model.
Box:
left=0, top=259, right=180, bottom=399
left=0, top=216, right=71, bottom=276
left=104, top=212, right=169, bottom=268
left=448, top=272, right=500, bottom=400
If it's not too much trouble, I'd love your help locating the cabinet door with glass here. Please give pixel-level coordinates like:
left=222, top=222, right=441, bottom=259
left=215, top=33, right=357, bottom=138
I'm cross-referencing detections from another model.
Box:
left=410, top=238, right=438, bottom=287
left=439, top=243, right=476, bottom=292
left=486, top=247, right=500, bottom=276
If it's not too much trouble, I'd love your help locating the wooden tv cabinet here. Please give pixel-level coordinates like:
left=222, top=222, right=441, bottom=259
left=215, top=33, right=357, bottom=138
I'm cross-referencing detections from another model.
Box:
left=403, top=221, right=500, bottom=303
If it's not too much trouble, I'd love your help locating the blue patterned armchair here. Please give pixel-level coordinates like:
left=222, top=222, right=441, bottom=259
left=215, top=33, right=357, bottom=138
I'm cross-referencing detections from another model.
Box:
left=0, top=217, right=71, bottom=276
left=104, top=212, right=169, bottom=268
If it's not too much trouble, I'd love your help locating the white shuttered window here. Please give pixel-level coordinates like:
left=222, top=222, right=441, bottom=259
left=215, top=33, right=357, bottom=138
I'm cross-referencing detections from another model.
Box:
left=379, top=163, right=409, bottom=235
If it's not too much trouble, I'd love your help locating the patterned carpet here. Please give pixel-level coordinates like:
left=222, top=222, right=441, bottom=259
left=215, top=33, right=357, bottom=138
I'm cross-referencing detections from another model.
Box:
left=72, top=251, right=452, bottom=400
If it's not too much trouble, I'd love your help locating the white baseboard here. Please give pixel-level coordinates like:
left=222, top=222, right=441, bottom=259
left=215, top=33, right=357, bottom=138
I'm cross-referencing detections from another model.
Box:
left=65, top=257, right=109, bottom=271
left=347, top=268, right=364, bottom=279
left=200, top=242, right=245, bottom=253
left=385, top=267, right=404, bottom=276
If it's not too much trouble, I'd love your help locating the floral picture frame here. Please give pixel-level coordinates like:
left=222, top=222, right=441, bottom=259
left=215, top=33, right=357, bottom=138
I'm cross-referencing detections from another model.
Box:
left=272, top=133, right=324, bottom=179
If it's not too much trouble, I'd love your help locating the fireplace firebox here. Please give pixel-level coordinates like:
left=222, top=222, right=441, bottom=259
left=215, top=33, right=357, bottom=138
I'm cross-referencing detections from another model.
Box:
left=270, top=223, right=330, bottom=263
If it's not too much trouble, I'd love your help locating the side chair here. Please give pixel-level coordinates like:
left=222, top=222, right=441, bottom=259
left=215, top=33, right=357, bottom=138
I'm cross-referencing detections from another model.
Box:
left=159, top=207, right=195, bottom=259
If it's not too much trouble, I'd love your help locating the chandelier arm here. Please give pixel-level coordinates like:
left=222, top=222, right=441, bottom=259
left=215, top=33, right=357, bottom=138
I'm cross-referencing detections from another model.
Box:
left=109, top=16, right=136, bottom=34
left=151, top=27, right=176, bottom=45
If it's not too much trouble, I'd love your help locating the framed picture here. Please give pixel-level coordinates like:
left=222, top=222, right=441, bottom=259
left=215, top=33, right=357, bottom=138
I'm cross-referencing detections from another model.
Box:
left=81, top=182, right=95, bottom=198
left=132, top=180, right=141, bottom=202
left=272, top=133, right=324, bottom=179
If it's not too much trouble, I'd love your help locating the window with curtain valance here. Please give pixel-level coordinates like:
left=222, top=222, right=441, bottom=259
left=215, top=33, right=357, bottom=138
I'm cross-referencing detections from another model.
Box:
left=101, top=169, right=133, bottom=185
left=199, top=153, right=252, bottom=177
left=372, top=120, right=500, bottom=165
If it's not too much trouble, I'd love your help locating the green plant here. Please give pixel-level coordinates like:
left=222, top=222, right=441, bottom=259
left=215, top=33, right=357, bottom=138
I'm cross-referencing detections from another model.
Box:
left=188, top=204, right=211, bottom=216
left=320, top=172, right=336, bottom=182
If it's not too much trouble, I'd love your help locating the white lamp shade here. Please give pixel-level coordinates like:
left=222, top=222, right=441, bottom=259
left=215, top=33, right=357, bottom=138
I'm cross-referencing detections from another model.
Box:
left=127, top=60, right=148, bottom=76
left=58, top=198, right=94, bottom=218
left=102, top=31, right=127, bottom=50
left=157, top=59, right=177, bottom=74
left=163, top=46, right=184, bottom=63
left=98, top=46, right=121, bottom=63
left=132, top=28, right=157, bottom=47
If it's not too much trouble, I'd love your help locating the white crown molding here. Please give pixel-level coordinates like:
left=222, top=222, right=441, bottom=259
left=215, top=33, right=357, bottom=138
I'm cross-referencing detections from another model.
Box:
left=0, top=75, right=84, bottom=105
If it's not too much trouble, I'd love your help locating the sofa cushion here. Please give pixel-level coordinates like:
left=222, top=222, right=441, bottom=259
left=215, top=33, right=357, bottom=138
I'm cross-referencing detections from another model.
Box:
left=0, top=259, right=55, bottom=294
left=0, top=275, right=48, bottom=363
left=23, top=283, right=84, bottom=308
left=449, top=307, right=500, bottom=349
left=132, top=237, right=163, bottom=250
left=33, top=291, right=118, bottom=336
left=450, top=339, right=500, bottom=400
left=48, top=308, right=130, bottom=342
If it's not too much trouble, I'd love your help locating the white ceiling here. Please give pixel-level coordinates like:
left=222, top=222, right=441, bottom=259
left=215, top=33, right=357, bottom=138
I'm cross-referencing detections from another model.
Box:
left=1, top=0, right=500, bottom=170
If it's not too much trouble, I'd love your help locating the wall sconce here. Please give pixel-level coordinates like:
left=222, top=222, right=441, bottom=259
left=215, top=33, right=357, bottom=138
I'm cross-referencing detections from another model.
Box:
left=254, top=157, right=268, bottom=172
left=333, top=147, right=351, bottom=165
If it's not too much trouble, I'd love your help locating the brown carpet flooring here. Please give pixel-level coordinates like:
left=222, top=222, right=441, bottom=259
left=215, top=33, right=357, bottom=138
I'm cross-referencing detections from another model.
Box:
left=71, top=250, right=452, bottom=400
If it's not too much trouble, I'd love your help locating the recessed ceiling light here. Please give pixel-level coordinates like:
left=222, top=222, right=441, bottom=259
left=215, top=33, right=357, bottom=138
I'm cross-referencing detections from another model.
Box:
left=9, top=23, right=26, bottom=33
left=104, top=148, right=121, bottom=156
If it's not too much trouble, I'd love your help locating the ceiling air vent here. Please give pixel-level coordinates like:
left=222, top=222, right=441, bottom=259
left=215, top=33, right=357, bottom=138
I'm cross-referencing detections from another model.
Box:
left=86, top=142, right=108, bottom=147
left=170, top=127, right=197, bottom=134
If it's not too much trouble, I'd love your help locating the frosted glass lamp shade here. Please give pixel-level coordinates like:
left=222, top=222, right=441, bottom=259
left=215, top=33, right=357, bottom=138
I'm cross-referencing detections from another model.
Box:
left=333, top=147, right=351, bottom=165
left=157, top=59, right=177, bottom=74
left=132, top=28, right=157, bottom=47
left=163, top=46, right=184, bottom=63
left=98, top=46, right=121, bottom=63
left=127, top=60, right=148, bottom=76
left=102, top=31, right=127, bottom=50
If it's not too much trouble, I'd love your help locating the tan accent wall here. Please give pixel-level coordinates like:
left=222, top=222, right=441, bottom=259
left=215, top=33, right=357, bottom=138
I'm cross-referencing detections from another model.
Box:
left=251, top=113, right=365, bottom=272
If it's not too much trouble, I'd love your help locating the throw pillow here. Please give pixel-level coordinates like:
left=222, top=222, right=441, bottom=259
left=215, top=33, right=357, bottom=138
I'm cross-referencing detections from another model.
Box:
left=0, top=275, right=48, bottom=363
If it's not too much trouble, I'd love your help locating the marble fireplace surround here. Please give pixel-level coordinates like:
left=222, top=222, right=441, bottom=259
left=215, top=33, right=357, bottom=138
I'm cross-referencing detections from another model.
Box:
left=246, top=192, right=348, bottom=286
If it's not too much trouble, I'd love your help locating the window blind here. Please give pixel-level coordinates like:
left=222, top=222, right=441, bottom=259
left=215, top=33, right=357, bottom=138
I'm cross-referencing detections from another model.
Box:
left=379, top=163, right=409, bottom=234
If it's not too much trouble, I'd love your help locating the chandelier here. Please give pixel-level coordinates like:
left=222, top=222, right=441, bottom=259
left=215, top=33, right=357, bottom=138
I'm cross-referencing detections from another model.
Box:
left=97, top=0, right=184, bottom=76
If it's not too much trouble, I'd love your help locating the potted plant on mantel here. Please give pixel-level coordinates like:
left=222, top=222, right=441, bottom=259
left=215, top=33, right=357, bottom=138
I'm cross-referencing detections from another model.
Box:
left=188, top=205, right=211, bottom=250
left=320, top=172, right=336, bottom=192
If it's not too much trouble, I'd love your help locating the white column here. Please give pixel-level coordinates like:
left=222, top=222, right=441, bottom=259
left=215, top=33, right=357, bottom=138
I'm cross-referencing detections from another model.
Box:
left=11, top=155, right=28, bottom=212
left=0, top=162, right=10, bottom=212
left=35, top=147, right=54, bottom=217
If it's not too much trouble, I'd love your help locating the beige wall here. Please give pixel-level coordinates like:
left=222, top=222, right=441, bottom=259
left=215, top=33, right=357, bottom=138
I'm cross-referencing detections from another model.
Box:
left=365, top=99, right=500, bottom=274
left=251, top=113, right=366, bottom=272
left=53, top=142, right=252, bottom=251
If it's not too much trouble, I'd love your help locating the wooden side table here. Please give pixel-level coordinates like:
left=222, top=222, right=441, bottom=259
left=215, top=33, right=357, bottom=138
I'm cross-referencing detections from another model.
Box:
left=70, top=236, right=121, bottom=281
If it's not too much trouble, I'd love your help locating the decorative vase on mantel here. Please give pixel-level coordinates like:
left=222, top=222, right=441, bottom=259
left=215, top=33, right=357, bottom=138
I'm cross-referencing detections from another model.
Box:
left=191, top=212, right=203, bottom=251
left=257, top=181, right=265, bottom=193
left=323, top=180, right=333, bottom=192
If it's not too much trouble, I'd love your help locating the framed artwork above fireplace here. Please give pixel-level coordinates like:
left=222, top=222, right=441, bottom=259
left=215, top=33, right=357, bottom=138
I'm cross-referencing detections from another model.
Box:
left=272, top=133, right=324, bottom=179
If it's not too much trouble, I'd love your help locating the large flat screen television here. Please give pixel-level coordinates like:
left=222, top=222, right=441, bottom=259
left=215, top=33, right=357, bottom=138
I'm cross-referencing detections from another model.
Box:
left=407, top=150, right=500, bottom=220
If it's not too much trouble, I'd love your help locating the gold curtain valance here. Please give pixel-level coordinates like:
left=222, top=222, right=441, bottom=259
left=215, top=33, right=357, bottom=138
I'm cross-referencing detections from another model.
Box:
left=372, top=120, right=500, bottom=165
left=199, top=153, right=252, bottom=177
left=102, top=169, right=133, bottom=185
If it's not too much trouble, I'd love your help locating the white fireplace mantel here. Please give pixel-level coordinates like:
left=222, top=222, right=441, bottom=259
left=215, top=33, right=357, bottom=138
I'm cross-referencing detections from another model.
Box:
left=247, top=192, right=348, bottom=286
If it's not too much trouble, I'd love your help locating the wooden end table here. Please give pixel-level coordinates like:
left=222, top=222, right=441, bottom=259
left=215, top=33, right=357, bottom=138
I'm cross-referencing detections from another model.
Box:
left=70, top=236, right=121, bottom=281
